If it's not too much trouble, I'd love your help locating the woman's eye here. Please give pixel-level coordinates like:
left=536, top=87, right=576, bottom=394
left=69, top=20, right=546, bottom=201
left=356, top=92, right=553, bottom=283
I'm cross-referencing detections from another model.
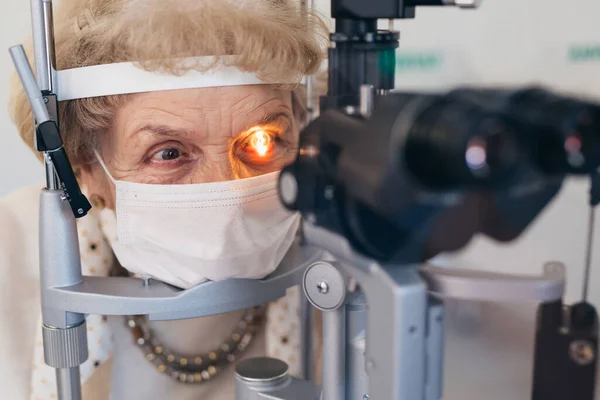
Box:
left=244, top=130, right=274, bottom=158
left=152, top=148, right=181, bottom=161
left=237, top=131, right=286, bottom=164
left=233, top=124, right=296, bottom=172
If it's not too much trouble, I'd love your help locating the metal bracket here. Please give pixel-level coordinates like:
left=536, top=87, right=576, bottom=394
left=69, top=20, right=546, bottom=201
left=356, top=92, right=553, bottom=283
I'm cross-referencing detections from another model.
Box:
left=420, top=261, right=565, bottom=302
left=300, top=222, right=567, bottom=400
left=303, top=224, right=428, bottom=400
left=43, top=241, right=326, bottom=322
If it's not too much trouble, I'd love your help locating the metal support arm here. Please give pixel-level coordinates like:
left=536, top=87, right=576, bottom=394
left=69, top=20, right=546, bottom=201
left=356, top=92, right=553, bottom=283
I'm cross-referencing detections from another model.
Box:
left=44, top=242, right=324, bottom=321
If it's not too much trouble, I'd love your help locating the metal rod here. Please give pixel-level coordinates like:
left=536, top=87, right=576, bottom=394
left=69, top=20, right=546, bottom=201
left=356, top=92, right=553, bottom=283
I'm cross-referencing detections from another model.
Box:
left=56, top=368, right=82, bottom=400
left=425, top=300, right=444, bottom=400
left=304, top=0, right=316, bottom=124
left=31, top=0, right=50, bottom=92
left=44, top=150, right=60, bottom=191
left=43, top=0, right=57, bottom=94
left=322, top=306, right=346, bottom=400
left=44, top=155, right=58, bottom=188
left=345, top=292, right=368, bottom=400
left=300, top=290, right=315, bottom=381
left=583, top=207, right=596, bottom=302
left=10, top=44, right=59, bottom=189
left=9, top=46, right=51, bottom=123
left=31, top=0, right=59, bottom=189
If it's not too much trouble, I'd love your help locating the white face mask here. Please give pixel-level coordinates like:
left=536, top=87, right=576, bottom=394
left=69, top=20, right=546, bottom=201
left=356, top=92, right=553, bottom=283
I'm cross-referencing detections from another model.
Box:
left=95, top=154, right=301, bottom=289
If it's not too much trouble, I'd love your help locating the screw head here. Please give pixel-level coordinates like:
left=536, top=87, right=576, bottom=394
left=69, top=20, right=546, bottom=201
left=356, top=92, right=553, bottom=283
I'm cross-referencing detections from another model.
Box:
left=569, top=340, right=596, bottom=365
left=363, top=395, right=369, bottom=400
left=43, top=97, right=49, bottom=104
left=317, top=281, right=329, bottom=294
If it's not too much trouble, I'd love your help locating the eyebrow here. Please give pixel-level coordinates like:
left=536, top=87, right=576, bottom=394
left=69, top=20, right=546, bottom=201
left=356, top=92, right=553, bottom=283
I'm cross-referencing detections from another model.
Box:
left=132, top=124, right=195, bottom=139
left=239, top=112, right=292, bottom=134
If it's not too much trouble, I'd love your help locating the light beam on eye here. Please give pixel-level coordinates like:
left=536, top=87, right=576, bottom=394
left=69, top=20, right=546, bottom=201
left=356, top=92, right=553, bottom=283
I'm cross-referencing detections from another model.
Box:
left=250, top=130, right=272, bottom=157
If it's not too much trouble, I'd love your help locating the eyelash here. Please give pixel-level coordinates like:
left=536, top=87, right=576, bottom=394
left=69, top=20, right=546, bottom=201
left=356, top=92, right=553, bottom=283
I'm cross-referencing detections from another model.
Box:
left=236, top=131, right=292, bottom=163
left=145, top=142, right=189, bottom=165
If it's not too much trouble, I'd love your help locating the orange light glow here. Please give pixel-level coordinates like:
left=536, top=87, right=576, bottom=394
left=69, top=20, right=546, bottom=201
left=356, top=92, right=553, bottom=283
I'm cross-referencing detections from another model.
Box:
left=249, top=129, right=272, bottom=157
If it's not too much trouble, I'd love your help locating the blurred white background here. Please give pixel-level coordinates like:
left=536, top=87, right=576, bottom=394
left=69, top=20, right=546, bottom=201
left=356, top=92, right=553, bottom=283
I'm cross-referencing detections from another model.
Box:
left=0, top=2, right=42, bottom=195
left=1, top=0, right=599, bottom=398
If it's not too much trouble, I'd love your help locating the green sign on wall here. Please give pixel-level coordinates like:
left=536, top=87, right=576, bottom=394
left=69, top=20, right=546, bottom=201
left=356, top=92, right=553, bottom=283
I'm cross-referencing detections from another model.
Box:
left=396, top=51, right=443, bottom=72
left=568, top=44, right=600, bottom=63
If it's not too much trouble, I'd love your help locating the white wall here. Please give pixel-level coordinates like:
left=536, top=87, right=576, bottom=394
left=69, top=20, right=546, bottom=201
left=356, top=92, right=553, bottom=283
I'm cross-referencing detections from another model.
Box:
left=0, top=1, right=42, bottom=196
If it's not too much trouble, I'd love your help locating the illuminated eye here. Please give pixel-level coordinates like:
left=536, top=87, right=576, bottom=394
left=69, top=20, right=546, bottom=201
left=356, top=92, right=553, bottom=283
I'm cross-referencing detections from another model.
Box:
left=247, top=130, right=273, bottom=158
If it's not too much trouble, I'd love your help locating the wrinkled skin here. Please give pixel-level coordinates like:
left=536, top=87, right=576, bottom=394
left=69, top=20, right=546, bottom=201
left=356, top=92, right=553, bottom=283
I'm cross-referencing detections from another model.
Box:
left=80, top=85, right=298, bottom=209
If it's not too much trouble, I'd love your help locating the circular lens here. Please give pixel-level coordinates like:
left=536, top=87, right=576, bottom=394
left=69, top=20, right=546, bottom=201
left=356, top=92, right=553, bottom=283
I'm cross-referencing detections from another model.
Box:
left=403, top=98, right=522, bottom=190
left=511, top=89, right=600, bottom=174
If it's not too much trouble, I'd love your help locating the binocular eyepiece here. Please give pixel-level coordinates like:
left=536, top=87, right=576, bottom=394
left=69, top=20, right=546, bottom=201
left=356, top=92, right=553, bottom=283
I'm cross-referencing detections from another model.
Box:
left=279, top=86, right=600, bottom=262
left=450, top=87, right=600, bottom=177
left=395, top=87, right=600, bottom=191
left=401, top=95, right=523, bottom=191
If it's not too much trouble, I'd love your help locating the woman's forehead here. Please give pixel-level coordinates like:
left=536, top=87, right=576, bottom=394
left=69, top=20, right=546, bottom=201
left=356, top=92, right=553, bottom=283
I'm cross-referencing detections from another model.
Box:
left=128, top=85, right=291, bottom=111
left=115, top=85, right=294, bottom=141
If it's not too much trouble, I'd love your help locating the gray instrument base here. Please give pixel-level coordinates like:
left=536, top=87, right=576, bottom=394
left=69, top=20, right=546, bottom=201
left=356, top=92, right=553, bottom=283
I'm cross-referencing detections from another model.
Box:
left=38, top=189, right=566, bottom=400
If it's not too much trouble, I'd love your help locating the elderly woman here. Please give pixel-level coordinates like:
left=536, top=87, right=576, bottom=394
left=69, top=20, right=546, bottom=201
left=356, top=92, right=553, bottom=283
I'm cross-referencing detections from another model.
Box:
left=3, top=0, right=328, bottom=399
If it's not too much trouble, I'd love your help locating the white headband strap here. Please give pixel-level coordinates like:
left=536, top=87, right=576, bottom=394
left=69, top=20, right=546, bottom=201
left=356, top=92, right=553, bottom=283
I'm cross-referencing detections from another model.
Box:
left=54, top=56, right=287, bottom=101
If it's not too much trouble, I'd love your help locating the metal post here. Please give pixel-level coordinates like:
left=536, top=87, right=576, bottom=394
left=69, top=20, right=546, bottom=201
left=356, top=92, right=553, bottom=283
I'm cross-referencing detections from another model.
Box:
left=30, top=3, right=86, bottom=397
left=9, top=46, right=51, bottom=122
left=299, top=290, right=315, bottom=381
left=322, top=306, right=346, bottom=400
left=303, top=261, right=347, bottom=400
left=42, top=0, right=57, bottom=93
left=345, top=292, right=368, bottom=400
left=30, top=0, right=50, bottom=92
left=56, top=369, right=82, bottom=400
left=425, top=299, right=444, bottom=400
left=31, top=0, right=59, bottom=189
left=304, top=0, right=316, bottom=124
left=39, top=190, right=85, bottom=326
left=39, top=190, right=87, bottom=400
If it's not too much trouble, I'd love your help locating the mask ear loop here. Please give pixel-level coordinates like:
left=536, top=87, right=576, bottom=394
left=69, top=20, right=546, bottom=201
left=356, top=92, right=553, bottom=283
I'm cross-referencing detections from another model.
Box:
left=93, top=150, right=117, bottom=184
